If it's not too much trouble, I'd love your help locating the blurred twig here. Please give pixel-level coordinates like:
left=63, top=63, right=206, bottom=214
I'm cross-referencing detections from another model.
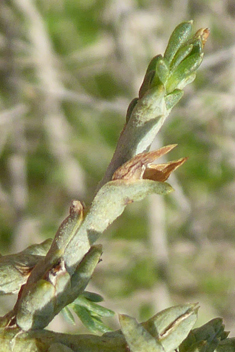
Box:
left=0, top=1, right=29, bottom=253
left=14, top=0, right=85, bottom=197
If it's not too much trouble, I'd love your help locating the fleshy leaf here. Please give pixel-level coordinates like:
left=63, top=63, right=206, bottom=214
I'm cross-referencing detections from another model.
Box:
left=166, top=52, right=203, bottom=93
left=126, top=98, right=139, bottom=123
left=139, top=55, right=164, bottom=98
left=179, top=318, right=228, bottom=352
left=165, top=89, right=184, bottom=110
left=72, top=295, right=114, bottom=318
left=0, top=239, right=52, bottom=295
left=63, top=147, right=183, bottom=270
left=72, top=304, right=112, bottom=334
left=169, top=43, right=193, bottom=70
left=164, top=21, right=193, bottom=64
left=120, top=314, right=164, bottom=352
left=216, top=339, right=235, bottom=352
left=16, top=245, right=102, bottom=330
left=48, top=343, right=75, bottom=352
left=177, top=73, right=197, bottom=90
left=82, top=291, right=104, bottom=303
left=64, top=178, right=173, bottom=270
left=154, top=56, right=169, bottom=85
left=61, top=306, right=76, bottom=325
left=144, top=303, right=199, bottom=352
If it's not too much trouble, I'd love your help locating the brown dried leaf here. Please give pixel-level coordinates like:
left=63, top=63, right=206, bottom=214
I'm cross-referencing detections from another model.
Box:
left=112, top=144, right=177, bottom=180
left=143, top=157, right=188, bottom=182
left=15, top=263, right=36, bottom=277
left=194, top=28, right=210, bottom=47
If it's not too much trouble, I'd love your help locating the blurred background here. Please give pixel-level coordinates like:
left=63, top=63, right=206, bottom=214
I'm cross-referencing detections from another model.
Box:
left=1, top=0, right=235, bottom=334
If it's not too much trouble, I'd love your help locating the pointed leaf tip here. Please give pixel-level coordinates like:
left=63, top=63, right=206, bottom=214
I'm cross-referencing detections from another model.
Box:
left=194, top=27, right=210, bottom=47
left=112, top=145, right=186, bottom=183
left=164, top=21, right=193, bottom=64
left=112, top=145, right=178, bottom=181
left=143, top=157, right=188, bottom=182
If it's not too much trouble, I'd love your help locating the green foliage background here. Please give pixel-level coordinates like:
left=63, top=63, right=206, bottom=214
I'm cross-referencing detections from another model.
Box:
left=1, top=0, right=235, bottom=334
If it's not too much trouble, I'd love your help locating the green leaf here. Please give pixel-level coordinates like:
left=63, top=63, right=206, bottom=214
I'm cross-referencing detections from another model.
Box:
left=126, top=98, right=139, bottom=123
left=139, top=70, right=157, bottom=98
left=179, top=318, right=227, bottom=352
left=189, top=38, right=204, bottom=55
left=16, top=279, right=55, bottom=331
left=68, top=291, right=114, bottom=333
left=144, top=303, right=199, bottom=352
left=170, top=43, right=193, bottom=71
left=155, top=57, right=169, bottom=85
left=164, top=21, right=193, bottom=64
left=176, top=72, right=196, bottom=90
left=73, top=295, right=114, bottom=318
left=63, top=291, right=112, bottom=326
left=139, top=55, right=163, bottom=98
left=166, top=53, right=203, bottom=92
left=165, top=89, right=184, bottom=110
left=145, top=55, right=163, bottom=76
left=82, top=179, right=172, bottom=245
left=61, top=306, right=75, bottom=325
left=48, top=343, right=75, bottom=352
left=82, top=291, right=104, bottom=302
left=120, top=314, right=164, bottom=352
left=0, top=239, right=52, bottom=295
left=16, top=246, right=102, bottom=331
left=72, top=305, right=112, bottom=334
left=216, top=339, right=235, bottom=352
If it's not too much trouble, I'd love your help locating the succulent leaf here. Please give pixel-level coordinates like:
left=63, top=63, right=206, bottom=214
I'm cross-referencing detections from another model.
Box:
left=164, top=21, right=193, bottom=64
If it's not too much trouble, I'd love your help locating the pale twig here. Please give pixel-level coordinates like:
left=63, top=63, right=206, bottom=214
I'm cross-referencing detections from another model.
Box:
left=147, top=138, right=171, bottom=311
left=202, top=45, right=235, bottom=69
left=0, top=1, right=31, bottom=254
left=14, top=0, right=85, bottom=197
left=39, top=87, right=128, bottom=115
left=0, top=104, right=27, bottom=127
